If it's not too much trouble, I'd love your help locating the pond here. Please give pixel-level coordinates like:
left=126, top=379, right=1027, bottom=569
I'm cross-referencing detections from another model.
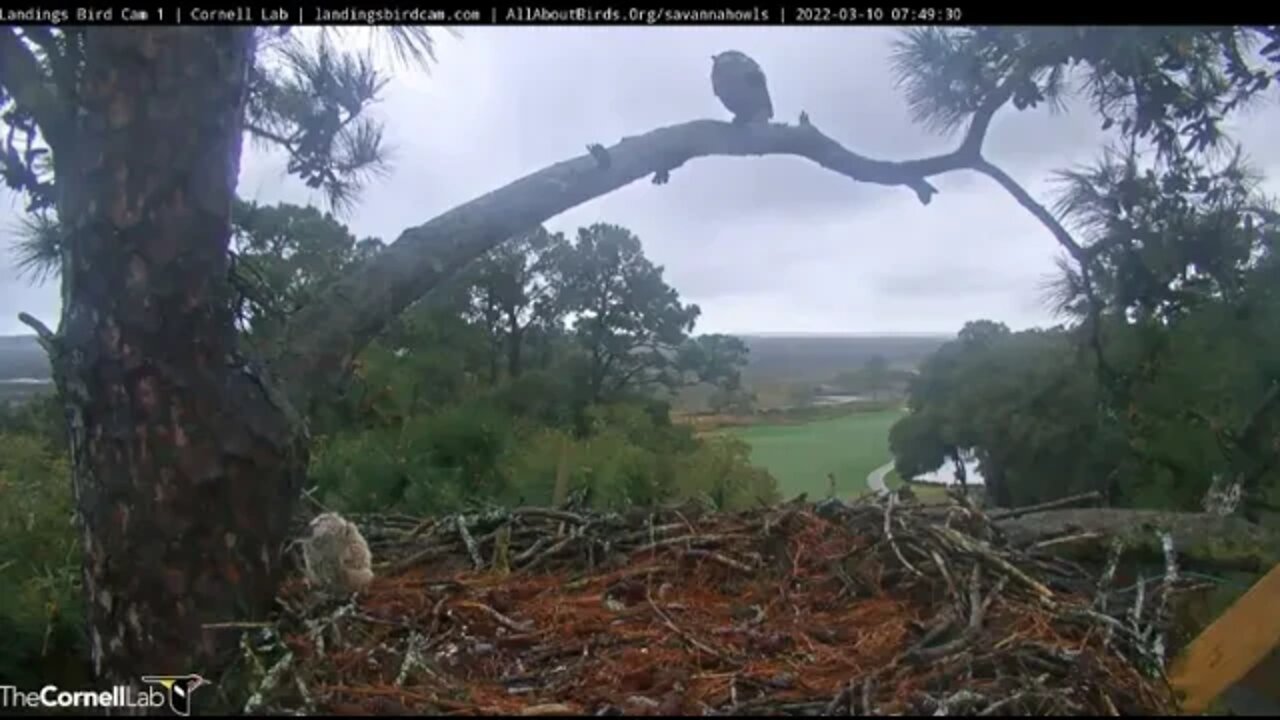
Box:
left=810, top=393, right=871, bottom=406
left=911, top=456, right=985, bottom=486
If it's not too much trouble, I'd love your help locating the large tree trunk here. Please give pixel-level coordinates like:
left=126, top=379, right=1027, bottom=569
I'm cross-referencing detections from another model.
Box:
left=52, top=28, right=306, bottom=689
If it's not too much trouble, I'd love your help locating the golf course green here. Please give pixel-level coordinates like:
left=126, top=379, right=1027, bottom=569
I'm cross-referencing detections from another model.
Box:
left=726, top=408, right=904, bottom=500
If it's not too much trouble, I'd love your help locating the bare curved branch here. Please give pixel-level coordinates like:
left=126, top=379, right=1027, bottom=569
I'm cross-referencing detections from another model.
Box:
left=972, top=158, right=1087, bottom=263
left=275, top=77, right=1079, bottom=409
left=275, top=115, right=990, bottom=401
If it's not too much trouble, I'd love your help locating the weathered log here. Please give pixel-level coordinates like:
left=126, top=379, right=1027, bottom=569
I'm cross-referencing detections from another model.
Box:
left=993, top=508, right=1280, bottom=572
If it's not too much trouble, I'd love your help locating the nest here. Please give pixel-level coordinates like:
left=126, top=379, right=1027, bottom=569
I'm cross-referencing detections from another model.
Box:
left=240, top=493, right=1194, bottom=715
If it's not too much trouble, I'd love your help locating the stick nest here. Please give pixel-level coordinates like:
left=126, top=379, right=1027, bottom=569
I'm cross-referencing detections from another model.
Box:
left=235, top=493, right=1193, bottom=715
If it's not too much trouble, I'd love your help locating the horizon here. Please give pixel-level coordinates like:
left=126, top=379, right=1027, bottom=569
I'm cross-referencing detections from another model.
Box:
left=0, top=329, right=961, bottom=342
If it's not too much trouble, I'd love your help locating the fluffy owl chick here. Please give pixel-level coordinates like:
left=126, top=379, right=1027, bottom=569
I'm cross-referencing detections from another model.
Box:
left=711, top=50, right=774, bottom=124
left=300, top=512, right=374, bottom=596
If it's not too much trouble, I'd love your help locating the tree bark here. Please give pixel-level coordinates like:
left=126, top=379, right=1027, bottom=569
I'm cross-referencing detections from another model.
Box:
left=50, top=28, right=306, bottom=689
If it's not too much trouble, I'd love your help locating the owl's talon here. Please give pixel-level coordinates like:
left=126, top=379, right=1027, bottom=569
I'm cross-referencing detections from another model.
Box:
left=587, top=143, right=611, bottom=170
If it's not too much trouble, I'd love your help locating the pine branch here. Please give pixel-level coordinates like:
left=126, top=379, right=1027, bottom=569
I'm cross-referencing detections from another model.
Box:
left=18, top=27, right=76, bottom=99
left=0, top=28, right=69, bottom=149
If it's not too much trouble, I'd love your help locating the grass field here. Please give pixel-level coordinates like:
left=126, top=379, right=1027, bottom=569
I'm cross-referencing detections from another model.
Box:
left=724, top=408, right=904, bottom=500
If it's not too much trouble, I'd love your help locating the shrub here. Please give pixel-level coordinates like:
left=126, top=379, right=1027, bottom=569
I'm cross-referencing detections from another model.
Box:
left=486, top=370, right=578, bottom=428
left=309, top=403, right=516, bottom=515
left=502, top=417, right=780, bottom=513
left=0, top=432, right=89, bottom=688
left=674, top=435, right=780, bottom=511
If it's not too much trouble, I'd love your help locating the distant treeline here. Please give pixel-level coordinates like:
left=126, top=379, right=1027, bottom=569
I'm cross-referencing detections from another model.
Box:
left=739, top=335, right=948, bottom=383
left=0, top=332, right=950, bottom=388
left=0, top=335, right=50, bottom=380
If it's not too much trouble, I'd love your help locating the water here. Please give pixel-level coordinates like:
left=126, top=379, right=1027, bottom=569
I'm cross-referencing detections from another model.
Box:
left=810, top=394, right=871, bottom=406
left=911, top=457, right=985, bottom=486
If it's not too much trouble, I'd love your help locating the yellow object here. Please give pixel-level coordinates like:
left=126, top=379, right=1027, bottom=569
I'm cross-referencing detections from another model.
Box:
left=1167, top=563, right=1280, bottom=714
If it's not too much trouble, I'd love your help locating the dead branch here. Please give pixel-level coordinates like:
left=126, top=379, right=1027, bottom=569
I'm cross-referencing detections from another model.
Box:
left=276, top=107, right=1008, bottom=404
left=996, top=508, right=1280, bottom=571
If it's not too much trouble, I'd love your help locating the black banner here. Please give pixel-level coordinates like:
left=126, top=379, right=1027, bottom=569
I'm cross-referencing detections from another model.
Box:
left=0, top=2, right=1268, bottom=26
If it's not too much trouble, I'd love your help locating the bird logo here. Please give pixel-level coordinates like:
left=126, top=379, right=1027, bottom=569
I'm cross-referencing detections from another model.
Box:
left=711, top=50, right=774, bottom=125
left=139, top=674, right=210, bottom=716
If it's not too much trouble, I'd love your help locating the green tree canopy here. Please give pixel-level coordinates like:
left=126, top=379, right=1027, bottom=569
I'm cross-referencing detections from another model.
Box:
left=559, top=223, right=701, bottom=402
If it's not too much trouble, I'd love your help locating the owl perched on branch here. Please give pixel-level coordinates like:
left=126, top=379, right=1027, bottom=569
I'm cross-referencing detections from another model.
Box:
left=711, top=50, right=774, bottom=124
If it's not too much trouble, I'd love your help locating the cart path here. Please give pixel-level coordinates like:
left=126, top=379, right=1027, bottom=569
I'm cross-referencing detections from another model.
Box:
left=867, top=461, right=894, bottom=495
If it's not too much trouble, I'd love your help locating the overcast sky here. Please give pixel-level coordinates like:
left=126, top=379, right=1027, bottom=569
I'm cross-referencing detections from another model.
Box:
left=3, top=27, right=1279, bottom=336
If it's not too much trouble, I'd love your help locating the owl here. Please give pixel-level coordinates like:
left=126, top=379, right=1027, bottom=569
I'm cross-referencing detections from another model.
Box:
left=301, top=512, right=375, bottom=595
left=711, top=50, right=774, bottom=124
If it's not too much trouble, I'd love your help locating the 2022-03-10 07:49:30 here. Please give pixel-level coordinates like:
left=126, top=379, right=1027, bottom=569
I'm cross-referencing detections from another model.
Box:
left=789, top=7, right=964, bottom=23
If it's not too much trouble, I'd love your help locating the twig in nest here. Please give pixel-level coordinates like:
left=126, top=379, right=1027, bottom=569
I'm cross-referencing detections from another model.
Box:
left=300, top=486, right=333, bottom=514
left=513, top=507, right=587, bottom=525
left=932, top=526, right=1053, bottom=600
left=682, top=548, right=755, bottom=572
left=646, top=587, right=728, bottom=661
left=512, top=535, right=554, bottom=566
left=987, top=491, right=1102, bottom=521
left=294, top=675, right=315, bottom=715
left=1028, top=531, right=1105, bottom=552
left=243, top=650, right=295, bottom=714
left=1150, top=530, right=1178, bottom=668
left=456, top=515, right=484, bottom=569
left=455, top=600, right=535, bottom=633
left=966, top=564, right=983, bottom=630
left=396, top=631, right=427, bottom=686
left=884, top=493, right=924, bottom=577
left=520, top=534, right=576, bottom=572
left=1100, top=690, right=1120, bottom=716
left=381, top=545, right=448, bottom=575
left=632, top=532, right=741, bottom=554
left=1128, top=572, right=1146, bottom=635
left=823, top=681, right=855, bottom=715
left=977, top=691, right=1034, bottom=716
left=403, top=516, right=437, bottom=540
left=929, top=548, right=964, bottom=616
left=932, top=688, right=985, bottom=716
left=979, top=574, right=1009, bottom=619
left=1094, top=536, right=1125, bottom=613
left=906, top=611, right=957, bottom=657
